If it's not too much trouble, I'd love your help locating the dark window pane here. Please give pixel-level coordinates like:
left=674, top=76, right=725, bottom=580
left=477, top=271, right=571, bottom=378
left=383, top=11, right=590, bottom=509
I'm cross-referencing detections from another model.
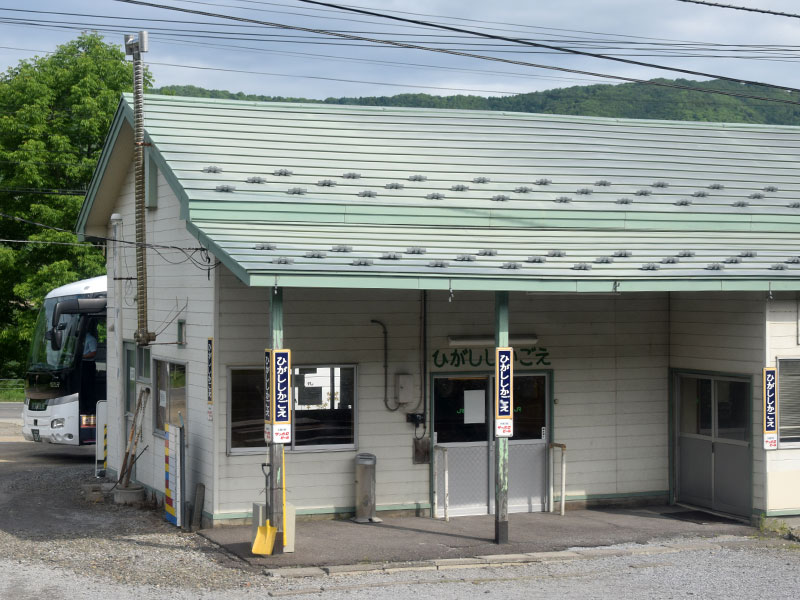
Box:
left=433, top=377, right=488, bottom=443
left=231, top=369, right=265, bottom=448
left=512, top=375, right=547, bottom=440
left=293, top=367, right=354, bottom=446
left=779, top=360, right=800, bottom=443
left=716, top=380, right=748, bottom=441
left=679, top=376, right=712, bottom=437
left=168, top=363, right=186, bottom=428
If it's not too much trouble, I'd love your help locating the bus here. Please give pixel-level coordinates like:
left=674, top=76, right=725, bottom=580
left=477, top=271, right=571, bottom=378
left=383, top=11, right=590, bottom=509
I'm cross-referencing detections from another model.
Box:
left=22, top=276, right=107, bottom=446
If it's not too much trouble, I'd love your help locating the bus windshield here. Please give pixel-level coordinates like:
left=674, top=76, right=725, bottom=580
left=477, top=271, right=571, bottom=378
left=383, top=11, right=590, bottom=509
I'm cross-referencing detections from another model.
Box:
left=28, top=298, right=83, bottom=371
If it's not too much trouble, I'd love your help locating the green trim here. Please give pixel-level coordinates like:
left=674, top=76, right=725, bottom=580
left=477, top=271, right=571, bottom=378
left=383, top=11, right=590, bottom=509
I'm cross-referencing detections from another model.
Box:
left=76, top=99, right=132, bottom=239
left=553, top=490, right=669, bottom=501
left=205, top=503, right=431, bottom=522
left=762, top=509, right=800, bottom=517
left=247, top=273, right=800, bottom=294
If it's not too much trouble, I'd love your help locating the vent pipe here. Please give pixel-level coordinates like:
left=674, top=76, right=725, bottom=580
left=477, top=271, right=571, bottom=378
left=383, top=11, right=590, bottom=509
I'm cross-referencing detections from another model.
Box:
left=125, top=31, right=155, bottom=346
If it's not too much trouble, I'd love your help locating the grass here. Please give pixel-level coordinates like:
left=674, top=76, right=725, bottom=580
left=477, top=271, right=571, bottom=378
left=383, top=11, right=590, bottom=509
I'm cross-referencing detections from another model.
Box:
left=0, top=379, right=24, bottom=402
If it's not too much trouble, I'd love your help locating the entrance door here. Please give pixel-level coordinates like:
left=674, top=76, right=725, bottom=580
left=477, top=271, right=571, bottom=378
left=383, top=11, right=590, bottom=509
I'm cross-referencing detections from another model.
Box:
left=676, top=374, right=751, bottom=517
left=433, top=374, right=548, bottom=517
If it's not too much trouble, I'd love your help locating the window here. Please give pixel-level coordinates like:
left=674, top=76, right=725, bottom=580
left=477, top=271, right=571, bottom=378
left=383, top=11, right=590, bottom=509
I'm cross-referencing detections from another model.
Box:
left=229, top=365, right=356, bottom=452
left=155, top=360, right=186, bottom=432
left=124, top=342, right=136, bottom=414
left=137, top=346, right=151, bottom=381
left=778, top=359, right=800, bottom=445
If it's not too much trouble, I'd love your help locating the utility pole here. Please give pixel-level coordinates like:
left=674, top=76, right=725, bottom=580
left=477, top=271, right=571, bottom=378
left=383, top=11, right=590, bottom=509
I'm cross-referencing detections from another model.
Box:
left=494, top=291, right=510, bottom=544
left=124, top=31, right=155, bottom=346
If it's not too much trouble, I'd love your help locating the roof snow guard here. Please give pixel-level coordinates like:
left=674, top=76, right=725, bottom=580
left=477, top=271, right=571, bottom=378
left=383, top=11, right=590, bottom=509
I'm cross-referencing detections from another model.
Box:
left=79, top=94, right=800, bottom=293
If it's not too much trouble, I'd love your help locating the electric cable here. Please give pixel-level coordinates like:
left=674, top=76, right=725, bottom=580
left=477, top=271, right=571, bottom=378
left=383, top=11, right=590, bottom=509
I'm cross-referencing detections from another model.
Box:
left=675, top=0, right=800, bottom=19
left=108, top=0, right=800, bottom=106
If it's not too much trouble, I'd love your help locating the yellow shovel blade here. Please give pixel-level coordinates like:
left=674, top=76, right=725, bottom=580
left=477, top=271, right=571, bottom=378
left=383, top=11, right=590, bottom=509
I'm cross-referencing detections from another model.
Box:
left=251, top=521, right=277, bottom=555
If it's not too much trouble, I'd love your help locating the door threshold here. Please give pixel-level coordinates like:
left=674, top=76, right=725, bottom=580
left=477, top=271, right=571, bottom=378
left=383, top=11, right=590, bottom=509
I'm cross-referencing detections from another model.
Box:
left=674, top=502, right=750, bottom=524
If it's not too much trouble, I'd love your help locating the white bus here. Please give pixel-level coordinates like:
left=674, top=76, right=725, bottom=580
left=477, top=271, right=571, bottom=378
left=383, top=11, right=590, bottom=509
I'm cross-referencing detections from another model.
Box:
left=22, top=276, right=107, bottom=446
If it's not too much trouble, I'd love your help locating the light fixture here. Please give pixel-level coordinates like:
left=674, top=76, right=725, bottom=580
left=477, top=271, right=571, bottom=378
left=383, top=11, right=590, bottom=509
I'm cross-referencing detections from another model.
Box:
left=447, top=335, right=538, bottom=347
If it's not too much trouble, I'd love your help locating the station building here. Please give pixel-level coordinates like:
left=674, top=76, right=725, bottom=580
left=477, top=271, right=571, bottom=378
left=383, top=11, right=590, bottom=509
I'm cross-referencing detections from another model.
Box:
left=78, top=95, right=800, bottom=525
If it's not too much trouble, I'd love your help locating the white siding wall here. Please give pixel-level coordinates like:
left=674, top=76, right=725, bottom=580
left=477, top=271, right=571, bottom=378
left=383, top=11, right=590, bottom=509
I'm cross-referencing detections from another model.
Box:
left=216, top=287, right=672, bottom=518
left=216, top=272, right=426, bottom=516
left=104, top=161, right=216, bottom=517
left=766, top=295, right=800, bottom=514
left=670, top=292, right=766, bottom=514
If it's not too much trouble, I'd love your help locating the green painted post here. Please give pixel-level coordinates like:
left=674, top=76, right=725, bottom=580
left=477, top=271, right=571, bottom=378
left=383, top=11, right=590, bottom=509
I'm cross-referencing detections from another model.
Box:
left=495, top=291, right=509, bottom=544
left=269, top=288, right=284, bottom=553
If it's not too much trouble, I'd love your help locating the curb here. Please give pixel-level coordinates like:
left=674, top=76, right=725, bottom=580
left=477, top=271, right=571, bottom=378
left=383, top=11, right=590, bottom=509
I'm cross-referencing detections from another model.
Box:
left=263, top=537, right=759, bottom=578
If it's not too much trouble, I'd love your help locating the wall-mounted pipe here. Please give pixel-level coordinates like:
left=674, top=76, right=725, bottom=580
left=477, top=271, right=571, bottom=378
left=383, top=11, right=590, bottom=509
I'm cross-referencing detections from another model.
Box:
left=371, top=319, right=398, bottom=412
left=549, top=442, right=567, bottom=516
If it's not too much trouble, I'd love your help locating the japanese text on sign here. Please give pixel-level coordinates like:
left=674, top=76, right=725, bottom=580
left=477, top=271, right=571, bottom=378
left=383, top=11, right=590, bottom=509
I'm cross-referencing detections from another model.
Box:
left=764, top=367, right=777, bottom=450
left=495, top=347, right=514, bottom=438
left=272, top=350, right=292, bottom=444
left=432, top=346, right=550, bottom=369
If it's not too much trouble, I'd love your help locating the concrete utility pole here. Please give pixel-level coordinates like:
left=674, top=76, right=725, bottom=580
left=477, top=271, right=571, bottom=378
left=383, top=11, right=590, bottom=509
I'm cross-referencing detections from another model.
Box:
left=494, top=291, right=509, bottom=544
left=269, top=288, right=284, bottom=553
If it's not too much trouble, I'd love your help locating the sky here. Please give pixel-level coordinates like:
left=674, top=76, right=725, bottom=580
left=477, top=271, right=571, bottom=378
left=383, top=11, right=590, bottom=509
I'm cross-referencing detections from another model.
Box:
left=1, top=0, right=799, bottom=99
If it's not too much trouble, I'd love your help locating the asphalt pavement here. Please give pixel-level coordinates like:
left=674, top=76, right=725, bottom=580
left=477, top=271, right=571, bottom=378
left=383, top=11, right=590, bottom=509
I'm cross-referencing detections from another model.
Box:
left=0, top=402, right=23, bottom=422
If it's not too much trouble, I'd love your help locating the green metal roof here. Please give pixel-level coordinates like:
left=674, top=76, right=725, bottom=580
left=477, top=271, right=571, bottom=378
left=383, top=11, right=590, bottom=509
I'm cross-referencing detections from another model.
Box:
left=79, top=94, right=800, bottom=292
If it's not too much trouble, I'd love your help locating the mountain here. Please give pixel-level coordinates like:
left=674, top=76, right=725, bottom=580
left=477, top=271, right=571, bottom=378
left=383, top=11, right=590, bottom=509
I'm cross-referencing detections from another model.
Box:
left=149, top=79, right=800, bottom=126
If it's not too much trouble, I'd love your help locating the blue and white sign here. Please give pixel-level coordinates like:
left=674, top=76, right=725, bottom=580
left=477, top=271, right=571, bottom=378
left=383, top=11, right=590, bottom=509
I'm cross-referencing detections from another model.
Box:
left=764, top=367, right=777, bottom=450
left=264, top=350, right=272, bottom=443
left=272, top=350, right=292, bottom=444
left=495, top=347, right=514, bottom=438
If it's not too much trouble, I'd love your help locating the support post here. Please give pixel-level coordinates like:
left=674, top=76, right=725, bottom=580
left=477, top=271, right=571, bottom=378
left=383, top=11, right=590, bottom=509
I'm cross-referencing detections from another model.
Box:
left=269, top=288, right=284, bottom=553
left=494, top=291, right=509, bottom=544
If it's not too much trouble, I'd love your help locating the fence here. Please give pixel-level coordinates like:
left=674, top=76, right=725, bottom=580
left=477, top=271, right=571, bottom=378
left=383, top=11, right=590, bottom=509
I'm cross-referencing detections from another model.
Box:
left=0, top=379, right=24, bottom=401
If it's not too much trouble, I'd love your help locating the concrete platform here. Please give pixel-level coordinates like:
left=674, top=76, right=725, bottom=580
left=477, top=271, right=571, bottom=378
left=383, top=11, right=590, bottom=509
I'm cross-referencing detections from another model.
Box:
left=200, top=505, right=754, bottom=569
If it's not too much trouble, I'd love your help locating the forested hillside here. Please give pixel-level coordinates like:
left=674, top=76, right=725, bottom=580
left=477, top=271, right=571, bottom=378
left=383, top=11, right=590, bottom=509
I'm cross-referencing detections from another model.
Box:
left=151, top=79, right=800, bottom=125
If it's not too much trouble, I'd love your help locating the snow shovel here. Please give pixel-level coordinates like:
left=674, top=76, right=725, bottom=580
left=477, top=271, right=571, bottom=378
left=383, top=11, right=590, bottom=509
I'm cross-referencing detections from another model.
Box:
left=252, top=463, right=277, bottom=555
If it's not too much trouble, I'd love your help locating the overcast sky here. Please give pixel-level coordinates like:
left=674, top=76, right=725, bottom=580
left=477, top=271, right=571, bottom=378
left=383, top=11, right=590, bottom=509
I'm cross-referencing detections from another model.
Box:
left=1, top=0, right=799, bottom=99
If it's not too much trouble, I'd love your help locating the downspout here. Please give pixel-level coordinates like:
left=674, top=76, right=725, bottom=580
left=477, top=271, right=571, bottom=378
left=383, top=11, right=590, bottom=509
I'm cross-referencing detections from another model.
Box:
left=111, top=214, right=125, bottom=472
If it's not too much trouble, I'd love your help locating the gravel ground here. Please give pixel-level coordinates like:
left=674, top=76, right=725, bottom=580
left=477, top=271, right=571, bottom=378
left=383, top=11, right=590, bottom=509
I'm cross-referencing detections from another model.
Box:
left=2, top=421, right=800, bottom=599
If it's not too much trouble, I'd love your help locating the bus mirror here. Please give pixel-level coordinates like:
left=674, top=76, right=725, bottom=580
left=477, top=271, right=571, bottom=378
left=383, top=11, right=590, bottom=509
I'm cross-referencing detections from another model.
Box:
left=51, top=298, right=107, bottom=328
left=50, top=329, right=63, bottom=351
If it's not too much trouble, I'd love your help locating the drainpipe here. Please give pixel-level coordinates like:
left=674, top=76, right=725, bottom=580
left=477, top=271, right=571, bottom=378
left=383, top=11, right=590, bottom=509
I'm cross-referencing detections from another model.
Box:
left=111, top=213, right=125, bottom=472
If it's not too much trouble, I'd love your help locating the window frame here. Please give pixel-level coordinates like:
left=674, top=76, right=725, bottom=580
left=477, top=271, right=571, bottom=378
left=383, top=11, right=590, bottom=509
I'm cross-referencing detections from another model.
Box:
left=777, top=358, right=800, bottom=448
left=227, top=363, right=358, bottom=455
left=153, top=359, right=187, bottom=435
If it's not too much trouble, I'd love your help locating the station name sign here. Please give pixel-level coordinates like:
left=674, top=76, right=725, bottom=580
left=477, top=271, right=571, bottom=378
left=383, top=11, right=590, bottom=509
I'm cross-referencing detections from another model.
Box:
left=264, top=349, right=292, bottom=444
left=763, top=367, right=777, bottom=450
left=495, top=347, right=514, bottom=438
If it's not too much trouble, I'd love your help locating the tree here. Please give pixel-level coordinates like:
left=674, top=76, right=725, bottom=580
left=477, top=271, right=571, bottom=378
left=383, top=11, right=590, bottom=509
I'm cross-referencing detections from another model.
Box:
left=0, top=33, right=148, bottom=377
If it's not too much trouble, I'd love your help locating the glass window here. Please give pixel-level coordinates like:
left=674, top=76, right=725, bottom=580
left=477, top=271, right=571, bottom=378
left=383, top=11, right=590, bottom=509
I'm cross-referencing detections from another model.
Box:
left=715, top=379, right=749, bottom=441
left=433, top=377, right=489, bottom=443
left=679, top=376, right=712, bottom=436
left=778, top=359, right=800, bottom=444
left=229, top=364, right=356, bottom=451
left=137, top=346, right=151, bottom=381
left=512, top=375, right=547, bottom=440
left=125, top=344, right=136, bottom=414
left=155, top=360, right=186, bottom=432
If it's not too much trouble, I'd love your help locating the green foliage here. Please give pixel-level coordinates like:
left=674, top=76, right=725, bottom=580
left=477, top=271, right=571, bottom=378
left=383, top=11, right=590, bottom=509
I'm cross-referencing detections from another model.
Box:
left=151, top=79, right=800, bottom=126
left=0, top=33, right=142, bottom=378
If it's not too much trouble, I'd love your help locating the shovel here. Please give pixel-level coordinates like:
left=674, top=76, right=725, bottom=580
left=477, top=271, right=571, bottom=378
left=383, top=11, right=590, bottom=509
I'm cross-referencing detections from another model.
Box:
left=251, top=463, right=277, bottom=555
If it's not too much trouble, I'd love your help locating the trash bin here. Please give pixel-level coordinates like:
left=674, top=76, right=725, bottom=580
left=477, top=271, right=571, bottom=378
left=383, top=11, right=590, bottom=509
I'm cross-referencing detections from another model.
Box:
left=353, top=453, right=382, bottom=523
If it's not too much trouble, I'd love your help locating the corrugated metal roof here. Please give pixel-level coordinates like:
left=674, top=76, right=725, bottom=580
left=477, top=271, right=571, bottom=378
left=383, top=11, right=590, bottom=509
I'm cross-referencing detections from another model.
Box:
left=81, top=94, right=800, bottom=292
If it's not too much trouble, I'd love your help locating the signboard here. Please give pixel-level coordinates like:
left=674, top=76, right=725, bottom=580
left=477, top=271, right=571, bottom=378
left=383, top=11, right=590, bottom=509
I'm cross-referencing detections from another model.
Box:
left=264, top=349, right=292, bottom=444
left=495, top=347, right=514, bottom=438
left=764, top=367, right=777, bottom=450
left=207, top=338, right=214, bottom=421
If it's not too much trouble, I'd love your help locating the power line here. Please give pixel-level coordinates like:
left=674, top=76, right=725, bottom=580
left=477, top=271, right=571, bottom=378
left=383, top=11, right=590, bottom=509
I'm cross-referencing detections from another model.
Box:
left=675, top=0, right=800, bottom=19
left=294, top=0, right=800, bottom=93
left=107, top=0, right=800, bottom=106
